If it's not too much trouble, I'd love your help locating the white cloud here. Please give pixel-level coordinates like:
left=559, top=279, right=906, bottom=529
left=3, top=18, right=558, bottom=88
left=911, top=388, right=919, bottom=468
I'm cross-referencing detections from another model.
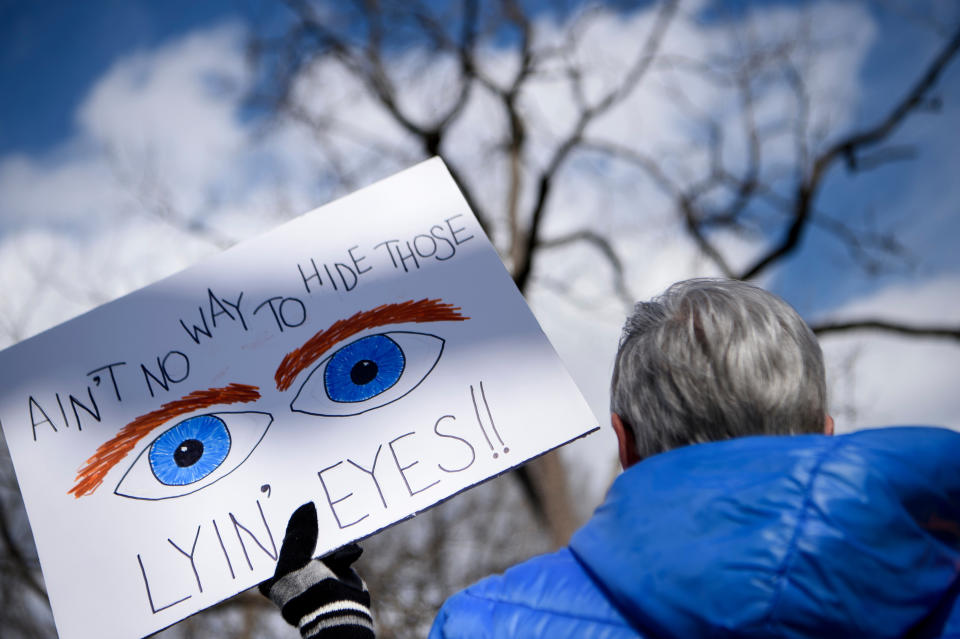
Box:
left=0, top=144, right=129, bottom=231
left=77, top=24, right=249, bottom=199
left=821, top=275, right=960, bottom=432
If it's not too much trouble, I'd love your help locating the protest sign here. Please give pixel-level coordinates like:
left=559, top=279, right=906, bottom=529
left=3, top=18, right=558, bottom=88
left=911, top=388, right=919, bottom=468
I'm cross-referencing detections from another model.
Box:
left=0, top=158, right=599, bottom=639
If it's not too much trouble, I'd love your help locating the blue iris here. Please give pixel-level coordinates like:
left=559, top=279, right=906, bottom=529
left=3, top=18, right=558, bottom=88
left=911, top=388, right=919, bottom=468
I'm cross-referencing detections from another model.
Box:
left=325, top=334, right=405, bottom=403
left=149, top=415, right=232, bottom=486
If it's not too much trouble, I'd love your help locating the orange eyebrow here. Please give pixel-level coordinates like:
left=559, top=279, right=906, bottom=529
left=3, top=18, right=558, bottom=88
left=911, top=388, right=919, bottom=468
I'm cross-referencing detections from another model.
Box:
left=69, top=383, right=261, bottom=498
left=275, top=298, right=469, bottom=391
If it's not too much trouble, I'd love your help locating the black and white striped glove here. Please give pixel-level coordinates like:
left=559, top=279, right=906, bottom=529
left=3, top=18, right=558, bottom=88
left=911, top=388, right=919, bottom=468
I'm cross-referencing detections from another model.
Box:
left=260, top=502, right=375, bottom=639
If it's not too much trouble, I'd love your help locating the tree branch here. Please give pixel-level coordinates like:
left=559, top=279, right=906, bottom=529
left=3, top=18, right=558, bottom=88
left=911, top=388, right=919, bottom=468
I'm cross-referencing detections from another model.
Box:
left=812, top=319, right=960, bottom=341
left=817, top=25, right=960, bottom=177
left=738, top=23, right=960, bottom=281
left=513, top=0, right=678, bottom=291
left=538, top=229, right=634, bottom=307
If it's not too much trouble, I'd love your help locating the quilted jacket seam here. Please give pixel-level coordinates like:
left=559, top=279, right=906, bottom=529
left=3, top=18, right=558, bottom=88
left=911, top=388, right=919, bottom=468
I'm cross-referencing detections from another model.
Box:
left=761, top=436, right=847, bottom=631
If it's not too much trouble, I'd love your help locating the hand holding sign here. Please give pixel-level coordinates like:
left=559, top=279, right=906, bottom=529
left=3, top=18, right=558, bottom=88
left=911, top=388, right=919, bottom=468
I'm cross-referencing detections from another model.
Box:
left=259, top=503, right=374, bottom=639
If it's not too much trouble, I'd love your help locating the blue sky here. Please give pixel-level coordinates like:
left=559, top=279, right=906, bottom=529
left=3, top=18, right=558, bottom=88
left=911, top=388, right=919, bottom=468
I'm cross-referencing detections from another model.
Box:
left=0, top=0, right=958, bottom=437
left=0, top=0, right=822, bottom=155
left=0, top=0, right=255, bottom=154
left=1, top=1, right=957, bottom=300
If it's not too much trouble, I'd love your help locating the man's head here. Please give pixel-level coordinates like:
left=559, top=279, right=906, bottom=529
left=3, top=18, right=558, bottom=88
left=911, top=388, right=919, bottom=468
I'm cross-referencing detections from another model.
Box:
left=610, top=278, right=830, bottom=466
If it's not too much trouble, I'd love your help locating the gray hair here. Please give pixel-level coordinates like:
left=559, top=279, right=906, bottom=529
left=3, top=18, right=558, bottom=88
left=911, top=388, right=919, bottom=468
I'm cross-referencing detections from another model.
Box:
left=610, top=278, right=827, bottom=460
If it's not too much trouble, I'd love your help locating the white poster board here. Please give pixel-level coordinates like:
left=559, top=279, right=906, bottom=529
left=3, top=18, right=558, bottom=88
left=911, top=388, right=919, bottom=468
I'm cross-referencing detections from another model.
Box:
left=0, top=158, right=599, bottom=639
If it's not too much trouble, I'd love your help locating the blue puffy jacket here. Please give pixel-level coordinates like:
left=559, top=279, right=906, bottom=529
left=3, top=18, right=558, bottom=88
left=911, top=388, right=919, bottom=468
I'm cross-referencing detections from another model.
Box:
left=429, top=427, right=960, bottom=638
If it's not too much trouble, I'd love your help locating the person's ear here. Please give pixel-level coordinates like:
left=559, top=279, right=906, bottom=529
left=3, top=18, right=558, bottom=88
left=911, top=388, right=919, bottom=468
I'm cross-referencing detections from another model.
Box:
left=824, top=414, right=835, bottom=436
left=611, top=413, right=642, bottom=469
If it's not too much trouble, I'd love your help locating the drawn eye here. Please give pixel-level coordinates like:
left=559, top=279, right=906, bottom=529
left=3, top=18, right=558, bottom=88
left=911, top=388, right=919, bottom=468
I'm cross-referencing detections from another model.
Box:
left=114, top=411, right=272, bottom=500
left=291, top=331, right=444, bottom=416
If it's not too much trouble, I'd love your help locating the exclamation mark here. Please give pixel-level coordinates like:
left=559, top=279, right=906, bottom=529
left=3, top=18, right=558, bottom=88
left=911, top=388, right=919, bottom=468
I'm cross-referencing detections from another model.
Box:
left=470, top=381, right=509, bottom=458
left=479, top=381, right=508, bottom=456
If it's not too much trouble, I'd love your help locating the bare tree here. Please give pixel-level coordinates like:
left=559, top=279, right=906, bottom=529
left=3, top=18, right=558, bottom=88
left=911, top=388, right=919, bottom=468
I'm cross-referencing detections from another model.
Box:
left=594, top=11, right=960, bottom=340
left=250, top=0, right=960, bottom=549
left=249, top=0, right=683, bottom=549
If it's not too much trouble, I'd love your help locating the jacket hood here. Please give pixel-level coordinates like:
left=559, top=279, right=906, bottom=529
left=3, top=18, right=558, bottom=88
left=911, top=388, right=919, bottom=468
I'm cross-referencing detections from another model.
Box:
left=570, top=427, right=960, bottom=638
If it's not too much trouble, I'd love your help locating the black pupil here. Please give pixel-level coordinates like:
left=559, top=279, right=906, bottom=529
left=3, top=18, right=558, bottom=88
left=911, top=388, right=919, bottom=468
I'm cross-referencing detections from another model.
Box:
left=174, top=439, right=204, bottom=467
left=350, top=360, right=378, bottom=385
